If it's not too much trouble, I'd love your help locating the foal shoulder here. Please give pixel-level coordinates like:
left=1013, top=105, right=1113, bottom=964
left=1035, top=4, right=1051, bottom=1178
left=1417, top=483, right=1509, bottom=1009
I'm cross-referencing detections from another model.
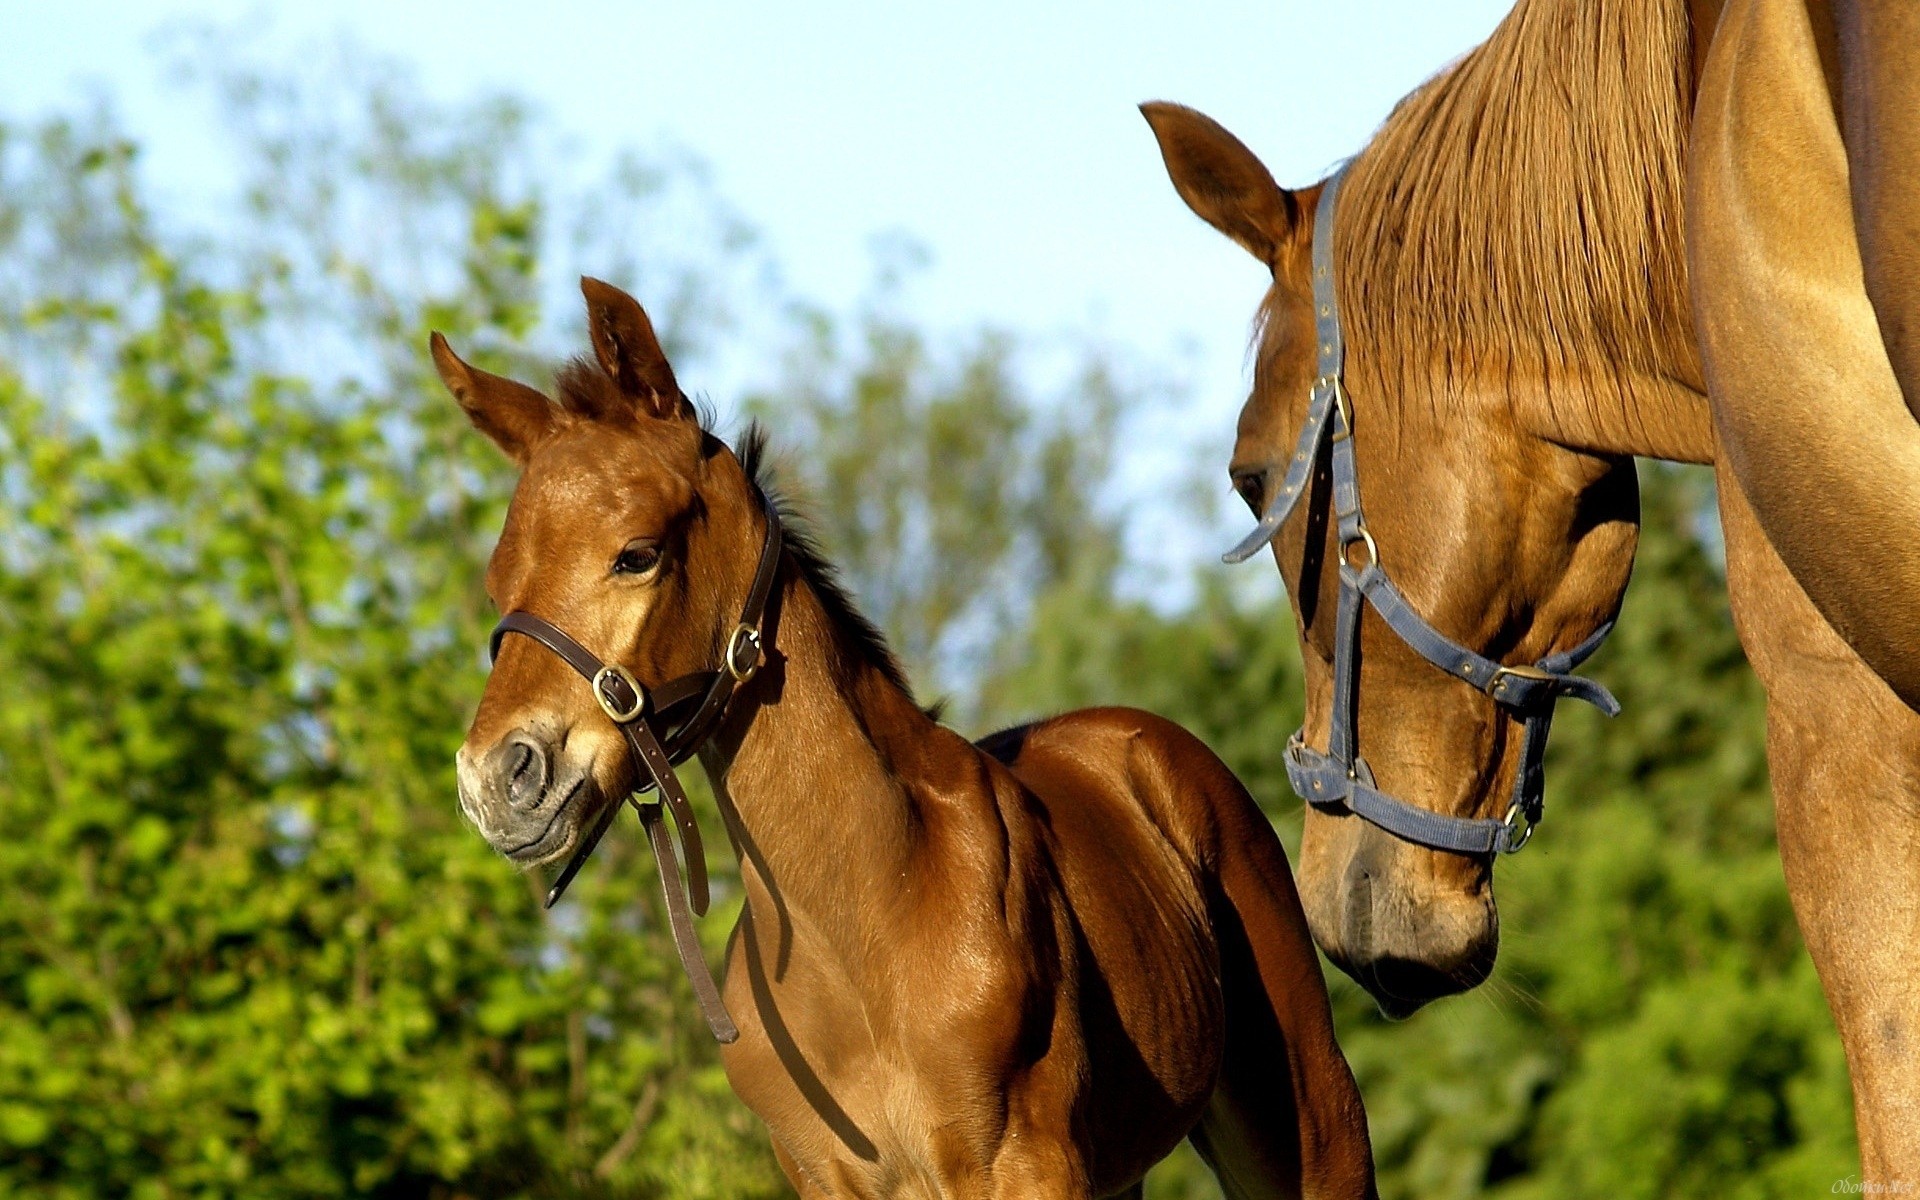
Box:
left=973, top=707, right=1237, bottom=872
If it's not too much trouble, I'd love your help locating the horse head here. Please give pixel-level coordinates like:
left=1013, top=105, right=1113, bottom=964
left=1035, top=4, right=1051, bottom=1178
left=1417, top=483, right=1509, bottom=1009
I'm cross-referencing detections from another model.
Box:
left=1144, top=102, right=1648, bottom=1016
left=434, top=280, right=768, bottom=869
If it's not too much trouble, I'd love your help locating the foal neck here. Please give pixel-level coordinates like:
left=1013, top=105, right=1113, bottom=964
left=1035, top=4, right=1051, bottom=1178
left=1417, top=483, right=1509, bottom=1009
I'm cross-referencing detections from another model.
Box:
left=701, top=566, right=944, bottom=926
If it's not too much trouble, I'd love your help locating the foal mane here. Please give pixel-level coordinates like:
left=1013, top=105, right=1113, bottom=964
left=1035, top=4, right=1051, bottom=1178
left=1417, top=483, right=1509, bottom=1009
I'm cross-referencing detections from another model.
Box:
left=1296, top=0, right=1694, bottom=414
left=733, top=422, right=926, bottom=709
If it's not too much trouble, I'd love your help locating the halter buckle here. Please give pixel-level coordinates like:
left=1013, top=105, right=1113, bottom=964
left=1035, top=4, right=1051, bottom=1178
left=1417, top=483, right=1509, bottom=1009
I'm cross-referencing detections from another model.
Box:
left=591, top=664, right=647, bottom=724
left=725, top=623, right=764, bottom=683
left=1500, top=801, right=1536, bottom=853
left=1489, top=663, right=1555, bottom=705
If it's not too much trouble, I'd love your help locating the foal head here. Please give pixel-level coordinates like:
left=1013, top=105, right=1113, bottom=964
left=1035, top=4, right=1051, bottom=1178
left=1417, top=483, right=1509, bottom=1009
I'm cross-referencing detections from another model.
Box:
left=436, top=279, right=766, bottom=866
left=1145, top=105, right=1642, bottom=1015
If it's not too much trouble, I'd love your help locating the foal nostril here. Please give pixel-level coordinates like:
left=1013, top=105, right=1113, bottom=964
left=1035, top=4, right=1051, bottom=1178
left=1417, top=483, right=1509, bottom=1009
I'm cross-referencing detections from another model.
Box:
left=500, top=733, right=551, bottom=810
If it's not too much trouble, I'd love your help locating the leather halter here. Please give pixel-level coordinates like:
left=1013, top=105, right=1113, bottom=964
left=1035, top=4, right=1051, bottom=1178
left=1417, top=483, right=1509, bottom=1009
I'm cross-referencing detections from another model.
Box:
left=487, top=484, right=784, bottom=1043
left=1224, top=164, right=1621, bottom=856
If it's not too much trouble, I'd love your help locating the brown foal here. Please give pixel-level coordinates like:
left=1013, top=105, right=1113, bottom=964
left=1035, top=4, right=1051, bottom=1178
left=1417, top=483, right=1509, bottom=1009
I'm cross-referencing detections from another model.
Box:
left=436, top=279, right=1376, bottom=1200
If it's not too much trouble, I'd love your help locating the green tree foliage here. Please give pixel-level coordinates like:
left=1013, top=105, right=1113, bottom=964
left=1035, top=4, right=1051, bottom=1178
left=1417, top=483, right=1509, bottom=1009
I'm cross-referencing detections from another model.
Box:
left=0, top=43, right=1856, bottom=1200
left=0, top=64, right=784, bottom=1198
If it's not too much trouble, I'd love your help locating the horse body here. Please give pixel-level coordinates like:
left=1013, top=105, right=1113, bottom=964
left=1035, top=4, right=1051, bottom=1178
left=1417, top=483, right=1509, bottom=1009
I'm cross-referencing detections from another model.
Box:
left=1147, top=0, right=1920, bottom=1176
left=708, top=580, right=1371, bottom=1198
left=437, top=280, right=1375, bottom=1199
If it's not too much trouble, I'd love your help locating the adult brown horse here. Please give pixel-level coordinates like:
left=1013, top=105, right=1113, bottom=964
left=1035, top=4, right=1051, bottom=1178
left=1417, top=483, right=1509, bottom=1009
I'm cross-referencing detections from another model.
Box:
left=1144, top=0, right=1920, bottom=1179
left=433, top=278, right=1376, bottom=1199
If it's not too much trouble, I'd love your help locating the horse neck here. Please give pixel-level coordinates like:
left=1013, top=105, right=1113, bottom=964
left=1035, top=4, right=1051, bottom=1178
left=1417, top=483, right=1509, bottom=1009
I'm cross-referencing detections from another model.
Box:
left=703, top=569, right=937, bottom=934
left=1479, top=355, right=1715, bottom=465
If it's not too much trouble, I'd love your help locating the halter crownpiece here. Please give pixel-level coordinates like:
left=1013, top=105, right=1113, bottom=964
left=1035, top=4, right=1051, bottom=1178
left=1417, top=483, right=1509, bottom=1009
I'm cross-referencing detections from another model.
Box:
left=1226, top=163, right=1620, bottom=856
left=486, top=481, right=785, bottom=1043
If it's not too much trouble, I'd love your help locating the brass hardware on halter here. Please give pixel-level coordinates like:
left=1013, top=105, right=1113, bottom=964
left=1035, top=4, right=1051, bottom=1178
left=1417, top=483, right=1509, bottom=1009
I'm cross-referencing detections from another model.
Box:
left=725, top=623, right=764, bottom=683
left=1488, top=663, right=1555, bottom=700
left=592, top=664, right=647, bottom=724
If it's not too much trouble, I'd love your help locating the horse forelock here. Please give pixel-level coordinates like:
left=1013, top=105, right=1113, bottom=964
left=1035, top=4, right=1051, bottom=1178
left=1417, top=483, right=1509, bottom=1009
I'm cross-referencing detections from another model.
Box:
left=1289, top=0, right=1695, bottom=418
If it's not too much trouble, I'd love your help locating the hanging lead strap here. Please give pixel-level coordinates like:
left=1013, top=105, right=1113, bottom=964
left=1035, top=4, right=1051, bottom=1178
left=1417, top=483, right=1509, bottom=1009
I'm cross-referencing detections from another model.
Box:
left=638, top=804, right=737, bottom=1041
left=621, top=706, right=737, bottom=1041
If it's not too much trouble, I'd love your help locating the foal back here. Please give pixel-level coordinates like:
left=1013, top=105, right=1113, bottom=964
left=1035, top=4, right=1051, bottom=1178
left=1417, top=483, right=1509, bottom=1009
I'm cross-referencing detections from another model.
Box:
left=982, top=708, right=1375, bottom=1199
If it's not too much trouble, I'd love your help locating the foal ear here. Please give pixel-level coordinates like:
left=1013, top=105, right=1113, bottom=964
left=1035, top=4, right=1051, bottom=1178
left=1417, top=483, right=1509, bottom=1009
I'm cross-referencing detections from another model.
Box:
left=429, top=332, right=557, bottom=463
left=1140, top=102, right=1296, bottom=268
left=580, top=276, right=688, bottom=421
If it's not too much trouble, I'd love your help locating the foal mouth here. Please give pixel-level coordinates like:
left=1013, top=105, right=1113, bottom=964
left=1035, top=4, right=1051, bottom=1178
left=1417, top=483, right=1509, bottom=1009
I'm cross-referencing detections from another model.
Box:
left=501, top=774, right=592, bottom=865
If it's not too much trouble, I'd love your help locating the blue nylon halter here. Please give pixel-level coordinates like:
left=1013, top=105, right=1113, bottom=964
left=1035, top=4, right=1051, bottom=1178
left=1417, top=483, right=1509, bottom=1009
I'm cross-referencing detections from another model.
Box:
left=1225, top=164, right=1620, bottom=856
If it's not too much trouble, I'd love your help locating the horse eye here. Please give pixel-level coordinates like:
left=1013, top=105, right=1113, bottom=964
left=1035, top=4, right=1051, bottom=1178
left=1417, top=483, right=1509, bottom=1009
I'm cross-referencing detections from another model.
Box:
left=1231, top=470, right=1266, bottom=515
left=612, top=541, right=662, bottom=576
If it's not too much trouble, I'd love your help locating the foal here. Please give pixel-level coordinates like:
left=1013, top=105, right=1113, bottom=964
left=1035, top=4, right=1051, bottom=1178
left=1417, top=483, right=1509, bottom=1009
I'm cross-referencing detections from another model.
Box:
left=438, top=278, right=1375, bottom=1200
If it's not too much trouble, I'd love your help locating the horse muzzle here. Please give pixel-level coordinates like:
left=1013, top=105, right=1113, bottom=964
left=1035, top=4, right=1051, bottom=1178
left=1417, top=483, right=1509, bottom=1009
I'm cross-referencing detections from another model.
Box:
left=455, top=727, right=603, bottom=865
left=1301, top=816, right=1499, bottom=1017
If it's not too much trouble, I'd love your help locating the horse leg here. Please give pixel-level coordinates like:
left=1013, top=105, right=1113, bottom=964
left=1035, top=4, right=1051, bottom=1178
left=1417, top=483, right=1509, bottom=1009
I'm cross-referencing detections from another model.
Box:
left=1189, top=781, right=1376, bottom=1200
left=1720, top=464, right=1920, bottom=1178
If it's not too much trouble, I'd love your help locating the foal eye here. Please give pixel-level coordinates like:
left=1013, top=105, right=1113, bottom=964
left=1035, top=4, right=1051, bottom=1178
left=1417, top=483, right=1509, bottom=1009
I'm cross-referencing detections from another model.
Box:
left=612, top=541, right=663, bottom=576
left=1231, top=470, right=1266, bottom=515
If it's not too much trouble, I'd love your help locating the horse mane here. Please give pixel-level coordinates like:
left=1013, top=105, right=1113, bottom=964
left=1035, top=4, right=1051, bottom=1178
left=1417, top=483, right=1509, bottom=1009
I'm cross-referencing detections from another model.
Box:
left=1294, top=0, right=1694, bottom=413
left=732, top=422, right=930, bottom=711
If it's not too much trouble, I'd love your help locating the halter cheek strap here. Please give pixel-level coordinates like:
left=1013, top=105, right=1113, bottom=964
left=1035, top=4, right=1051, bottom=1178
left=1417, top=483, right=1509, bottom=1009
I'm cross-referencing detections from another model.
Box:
left=486, top=486, right=784, bottom=1043
left=1228, top=163, right=1621, bottom=856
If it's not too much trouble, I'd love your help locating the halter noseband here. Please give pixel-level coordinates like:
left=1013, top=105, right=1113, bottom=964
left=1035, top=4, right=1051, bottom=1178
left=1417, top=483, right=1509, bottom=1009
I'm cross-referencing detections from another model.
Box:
left=486, top=484, right=783, bottom=1043
left=1225, top=164, right=1620, bottom=856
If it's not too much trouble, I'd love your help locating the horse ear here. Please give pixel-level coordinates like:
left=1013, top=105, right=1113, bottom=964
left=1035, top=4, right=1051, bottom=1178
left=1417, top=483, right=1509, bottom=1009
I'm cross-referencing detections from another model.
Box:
left=1140, top=102, right=1296, bottom=268
left=580, top=277, right=688, bottom=421
left=429, top=333, right=557, bottom=463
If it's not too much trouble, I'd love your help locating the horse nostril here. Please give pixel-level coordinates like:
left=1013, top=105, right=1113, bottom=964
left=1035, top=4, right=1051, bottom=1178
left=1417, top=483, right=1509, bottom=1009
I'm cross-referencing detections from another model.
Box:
left=501, top=734, right=550, bottom=810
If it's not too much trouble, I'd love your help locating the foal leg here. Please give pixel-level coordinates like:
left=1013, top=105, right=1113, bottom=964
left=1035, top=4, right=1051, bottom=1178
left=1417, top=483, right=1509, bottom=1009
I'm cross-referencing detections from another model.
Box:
left=1720, top=469, right=1920, bottom=1178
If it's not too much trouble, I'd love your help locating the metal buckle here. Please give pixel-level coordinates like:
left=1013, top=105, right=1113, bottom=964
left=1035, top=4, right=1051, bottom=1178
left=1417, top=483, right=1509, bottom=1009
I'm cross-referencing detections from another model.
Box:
left=1323, top=376, right=1354, bottom=441
left=591, top=664, right=646, bottom=724
left=1340, top=526, right=1379, bottom=570
left=1489, top=662, right=1555, bottom=703
left=1501, top=801, right=1536, bottom=853
left=724, top=623, right=763, bottom=683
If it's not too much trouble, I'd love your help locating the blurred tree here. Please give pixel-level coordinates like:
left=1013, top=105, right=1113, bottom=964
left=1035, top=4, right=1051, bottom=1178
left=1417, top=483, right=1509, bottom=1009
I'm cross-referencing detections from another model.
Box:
left=0, top=60, right=786, bottom=1199
left=744, top=294, right=1130, bottom=709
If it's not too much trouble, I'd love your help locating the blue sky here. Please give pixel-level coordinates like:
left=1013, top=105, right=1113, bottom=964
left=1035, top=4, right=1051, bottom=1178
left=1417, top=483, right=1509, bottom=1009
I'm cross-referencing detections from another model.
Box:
left=7, top=0, right=1510, bottom=574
